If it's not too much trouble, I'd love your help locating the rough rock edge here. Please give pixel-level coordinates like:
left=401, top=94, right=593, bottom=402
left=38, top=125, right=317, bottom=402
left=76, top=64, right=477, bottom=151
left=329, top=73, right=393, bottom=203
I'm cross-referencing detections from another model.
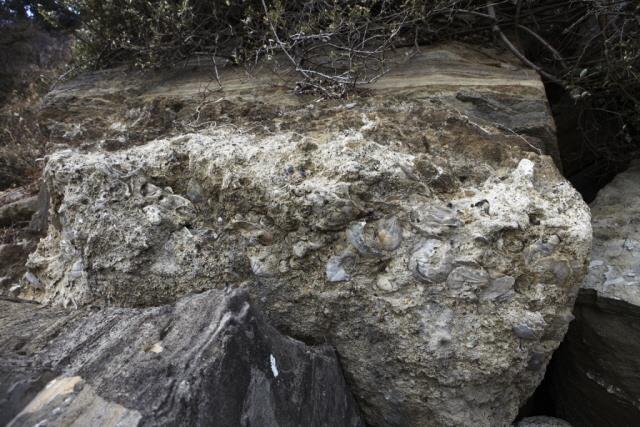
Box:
left=545, top=160, right=640, bottom=426
left=1, top=288, right=364, bottom=427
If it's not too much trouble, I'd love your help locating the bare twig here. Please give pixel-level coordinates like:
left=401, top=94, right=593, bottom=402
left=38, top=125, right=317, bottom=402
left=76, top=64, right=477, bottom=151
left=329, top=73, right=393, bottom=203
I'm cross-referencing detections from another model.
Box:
left=487, top=3, right=564, bottom=85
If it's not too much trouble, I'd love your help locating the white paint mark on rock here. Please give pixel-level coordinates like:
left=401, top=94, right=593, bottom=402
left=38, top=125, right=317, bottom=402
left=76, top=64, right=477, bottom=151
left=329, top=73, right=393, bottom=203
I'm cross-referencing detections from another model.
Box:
left=270, top=354, right=279, bottom=378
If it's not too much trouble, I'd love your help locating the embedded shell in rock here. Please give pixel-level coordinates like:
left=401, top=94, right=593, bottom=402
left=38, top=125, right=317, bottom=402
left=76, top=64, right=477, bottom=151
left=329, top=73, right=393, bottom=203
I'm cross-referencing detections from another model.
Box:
left=24, top=126, right=591, bottom=426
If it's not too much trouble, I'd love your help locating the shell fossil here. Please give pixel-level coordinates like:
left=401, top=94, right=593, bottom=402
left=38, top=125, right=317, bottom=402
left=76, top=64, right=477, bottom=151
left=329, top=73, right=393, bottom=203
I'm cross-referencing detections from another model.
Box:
left=512, top=324, right=537, bottom=340
left=346, top=222, right=377, bottom=256
left=346, top=216, right=402, bottom=257
left=326, top=251, right=357, bottom=282
left=481, top=276, right=516, bottom=301
left=446, top=266, right=489, bottom=290
left=410, top=206, right=461, bottom=236
left=376, top=217, right=402, bottom=251
left=409, top=239, right=454, bottom=283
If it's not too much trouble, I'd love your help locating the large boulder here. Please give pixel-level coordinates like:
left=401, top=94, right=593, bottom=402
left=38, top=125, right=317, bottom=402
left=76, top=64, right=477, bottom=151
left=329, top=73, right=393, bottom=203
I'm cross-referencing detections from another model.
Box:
left=18, top=44, right=592, bottom=426
left=1, top=289, right=363, bottom=426
left=547, top=160, right=640, bottom=426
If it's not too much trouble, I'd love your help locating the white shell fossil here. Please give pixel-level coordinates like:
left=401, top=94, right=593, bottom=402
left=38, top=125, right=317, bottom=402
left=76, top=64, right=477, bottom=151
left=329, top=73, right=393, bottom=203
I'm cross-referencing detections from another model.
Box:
left=67, top=259, right=85, bottom=280
left=481, top=276, right=516, bottom=301
left=346, top=222, right=380, bottom=257
left=512, top=324, right=537, bottom=340
left=23, top=271, right=42, bottom=289
left=140, top=182, right=162, bottom=198
left=410, top=206, right=461, bottom=236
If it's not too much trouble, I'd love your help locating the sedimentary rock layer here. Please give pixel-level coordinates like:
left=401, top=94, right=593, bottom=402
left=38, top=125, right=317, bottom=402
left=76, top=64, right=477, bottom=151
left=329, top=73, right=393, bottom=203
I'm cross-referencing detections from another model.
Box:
left=1, top=289, right=363, bottom=427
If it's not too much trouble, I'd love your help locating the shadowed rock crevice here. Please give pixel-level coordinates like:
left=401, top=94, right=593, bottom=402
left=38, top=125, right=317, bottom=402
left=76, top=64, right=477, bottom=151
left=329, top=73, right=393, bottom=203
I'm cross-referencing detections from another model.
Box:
left=548, top=291, right=640, bottom=427
left=521, top=160, right=640, bottom=427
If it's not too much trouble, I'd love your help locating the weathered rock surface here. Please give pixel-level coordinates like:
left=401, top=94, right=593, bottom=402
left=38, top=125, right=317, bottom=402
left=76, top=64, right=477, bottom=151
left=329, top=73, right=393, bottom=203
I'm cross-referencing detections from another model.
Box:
left=1, top=289, right=363, bottom=426
left=0, top=184, right=43, bottom=297
left=15, top=43, right=592, bottom=426
left=547, top=160, right=640, bottom=426
left=38, top=43, right=561, bottom=168
left=582, top=160, right=640, bottom=305
left=0, top=195, right=37, bottom=226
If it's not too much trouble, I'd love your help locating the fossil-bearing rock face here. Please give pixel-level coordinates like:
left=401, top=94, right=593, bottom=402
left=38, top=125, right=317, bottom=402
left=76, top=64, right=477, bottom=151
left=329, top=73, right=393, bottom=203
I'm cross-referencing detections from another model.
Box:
left=11, top=40, right=591, bottom=427
left=20, top=109, right=591, bottom=425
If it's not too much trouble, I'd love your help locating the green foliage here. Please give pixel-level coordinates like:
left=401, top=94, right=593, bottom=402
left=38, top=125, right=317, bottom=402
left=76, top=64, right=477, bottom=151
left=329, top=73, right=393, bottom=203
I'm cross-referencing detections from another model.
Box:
left=0, top=0, right=77, bottom=28
left=57, top=0, right=264, bottom=68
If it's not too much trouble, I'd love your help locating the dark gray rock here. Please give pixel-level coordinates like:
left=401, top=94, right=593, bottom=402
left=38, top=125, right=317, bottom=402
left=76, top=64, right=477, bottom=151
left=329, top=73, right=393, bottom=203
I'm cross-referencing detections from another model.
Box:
left=0, top=289, right=364, bottom=427
left=26, top=182, right=50, bottom=235
left=0, top=196, right=38, bottom=227
left=547, top=290, right=640, bottom=427
left=0, top=184, right=46, bottom=298
left=545, top=161, right=640, bottom=426
left=454, top=90, right=560, bottom=170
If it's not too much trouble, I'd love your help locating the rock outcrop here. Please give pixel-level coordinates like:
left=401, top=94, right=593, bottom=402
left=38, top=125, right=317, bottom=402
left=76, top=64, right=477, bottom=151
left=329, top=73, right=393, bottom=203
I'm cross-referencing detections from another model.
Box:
left=37, top=43, right=562, bottom=168
left=582, top=160, right=640, bottom=305
left=11, top=43, right=592, bottom=426
left=1, top=288, right=363, bottom=427
left=0, top=184, right=43, bottom=297
left=547, top=160, right=640, bottom=426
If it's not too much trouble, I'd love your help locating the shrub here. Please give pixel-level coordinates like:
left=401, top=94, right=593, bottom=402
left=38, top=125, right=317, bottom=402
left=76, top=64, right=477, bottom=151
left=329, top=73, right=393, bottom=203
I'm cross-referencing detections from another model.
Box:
left=3, top=0, right=639, bottom=162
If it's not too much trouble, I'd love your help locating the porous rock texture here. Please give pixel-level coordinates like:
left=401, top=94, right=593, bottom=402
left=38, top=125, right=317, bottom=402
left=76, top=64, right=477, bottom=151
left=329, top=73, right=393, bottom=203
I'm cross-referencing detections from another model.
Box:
left=582, top=160, right=640, bottom=305
left=17, top=44, right=592, bottom=426
left=1, top=289, right=363, bottom=426
left=547, top=160, right=640, bottom=426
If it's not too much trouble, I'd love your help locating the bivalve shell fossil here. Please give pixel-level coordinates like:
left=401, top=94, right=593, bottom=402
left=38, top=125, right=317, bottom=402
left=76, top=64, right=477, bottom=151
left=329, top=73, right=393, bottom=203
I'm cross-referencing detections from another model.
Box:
left=409, top=239, right=454, bottom=283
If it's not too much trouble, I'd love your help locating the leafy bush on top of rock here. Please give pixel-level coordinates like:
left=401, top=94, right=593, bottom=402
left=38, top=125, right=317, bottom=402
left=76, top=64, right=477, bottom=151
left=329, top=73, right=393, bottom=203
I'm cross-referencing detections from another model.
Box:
left=2, top=0, right=638, bottom=162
